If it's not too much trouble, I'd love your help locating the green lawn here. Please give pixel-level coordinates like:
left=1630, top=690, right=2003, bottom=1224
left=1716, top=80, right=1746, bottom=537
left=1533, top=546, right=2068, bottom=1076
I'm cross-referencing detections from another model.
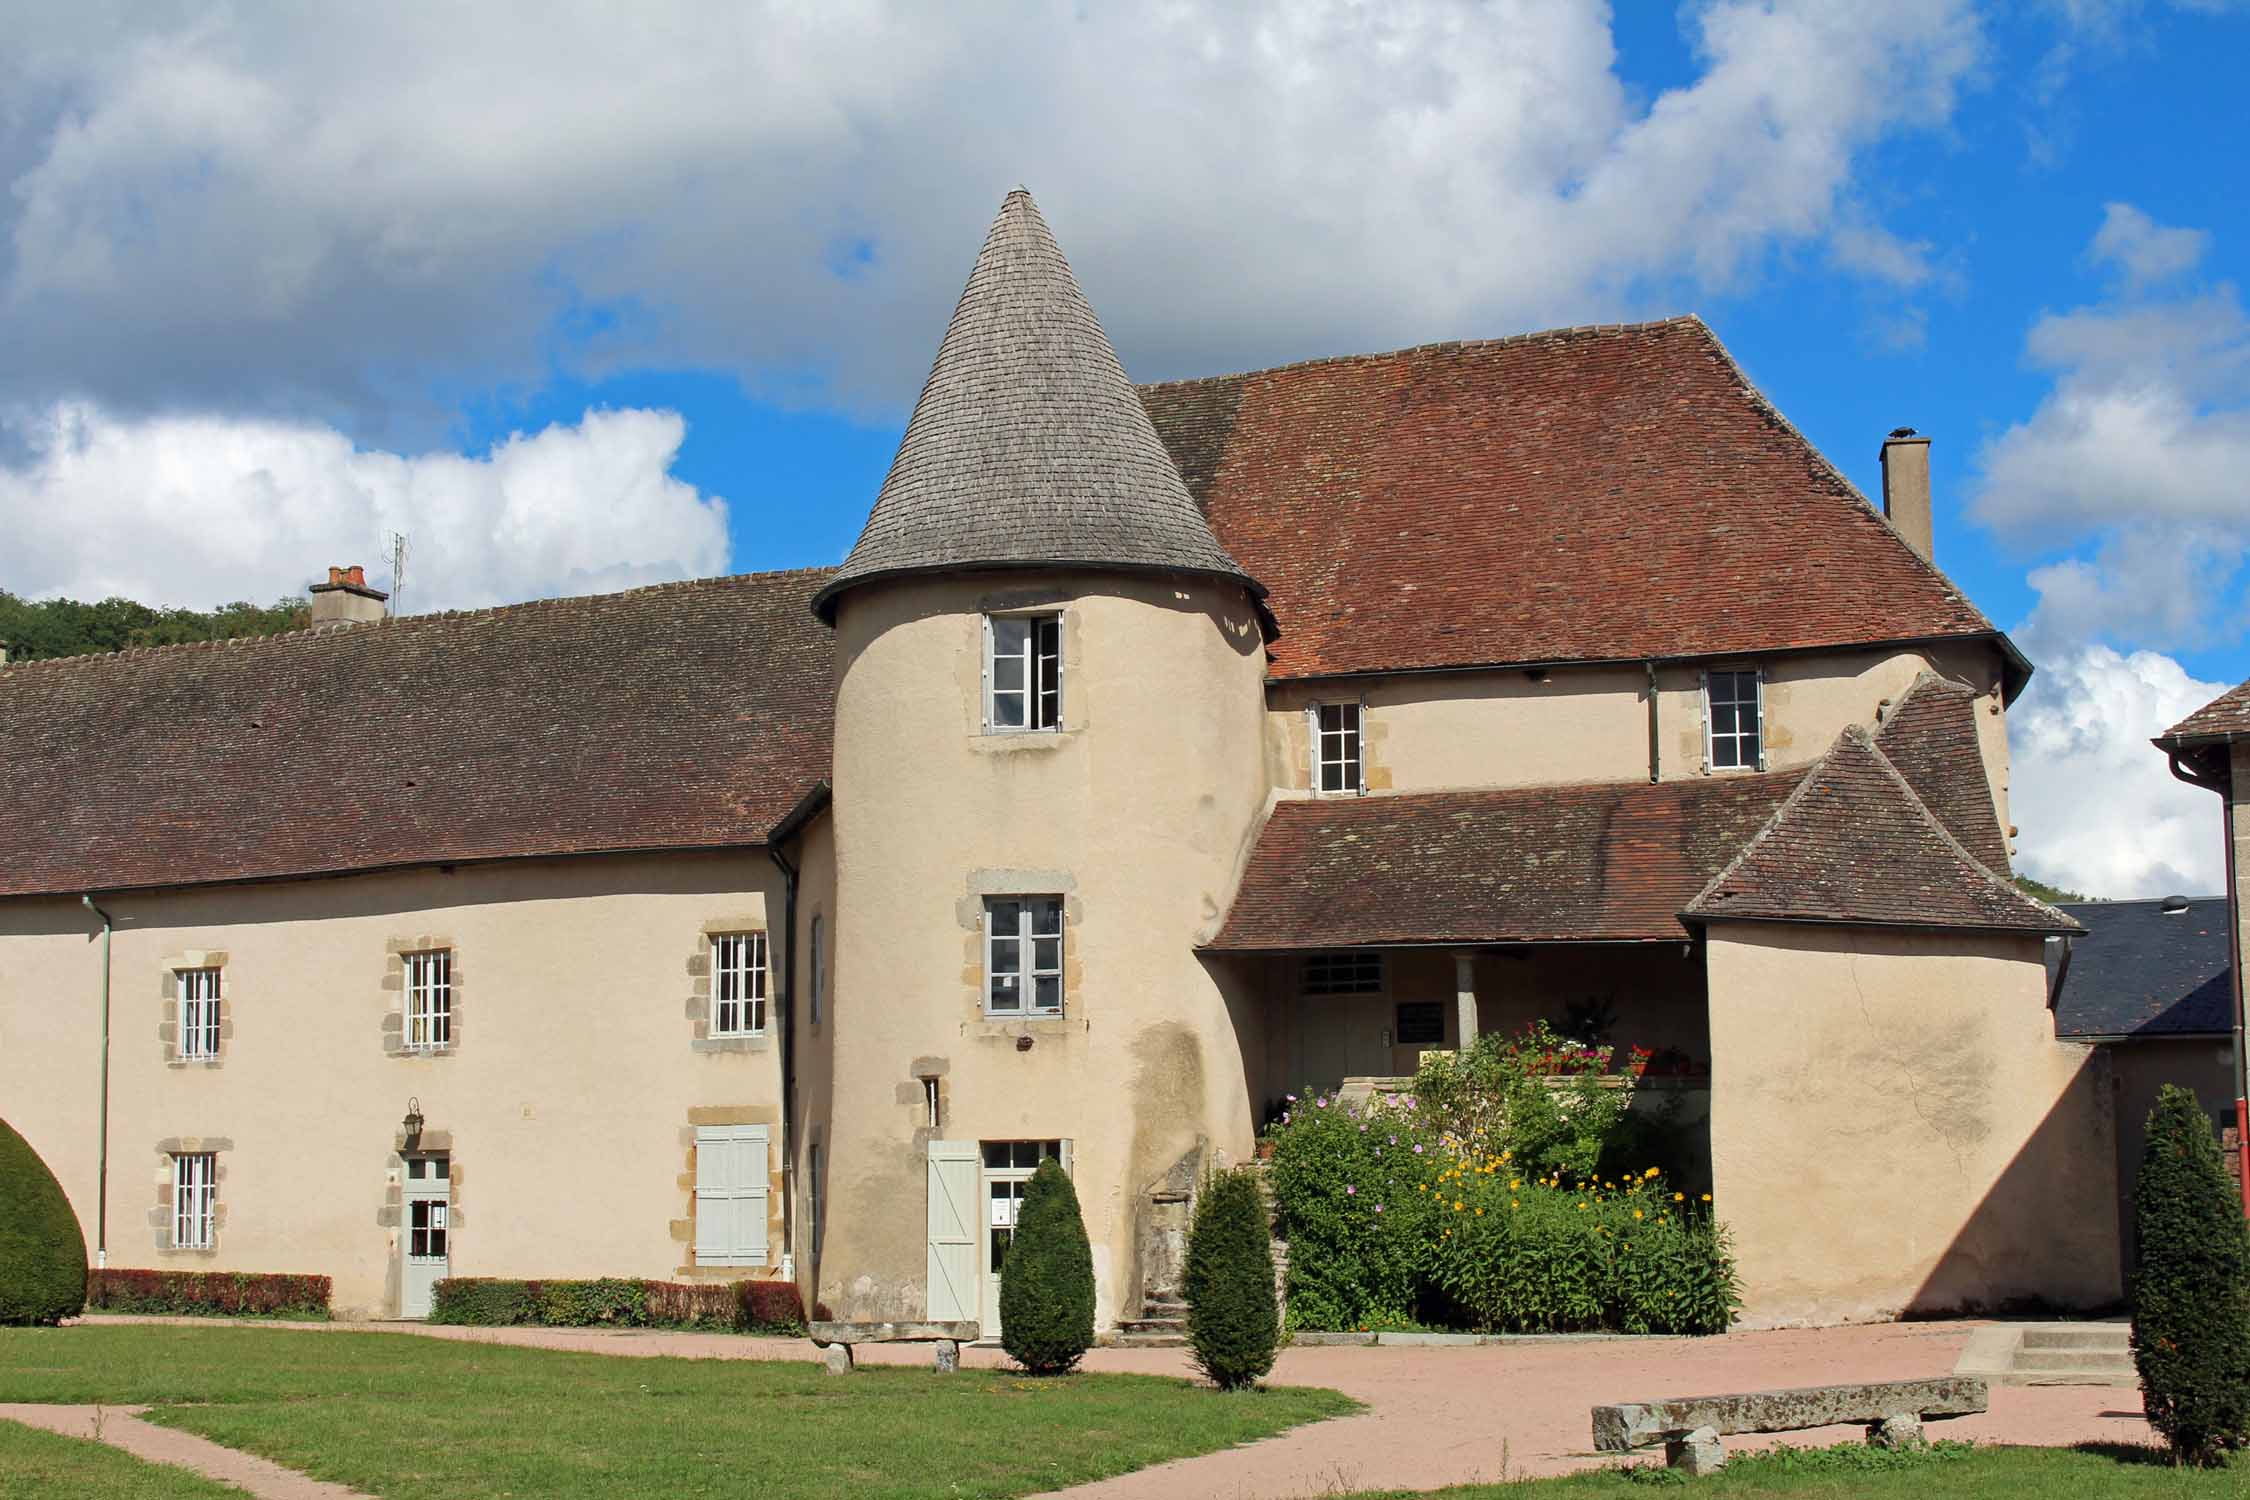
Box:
left=1356, top=1439, right=2250, bottom=1497
left=0, top=1419, right=247, bottom=1500
left=0, top=1325, right=1353, bottom=1499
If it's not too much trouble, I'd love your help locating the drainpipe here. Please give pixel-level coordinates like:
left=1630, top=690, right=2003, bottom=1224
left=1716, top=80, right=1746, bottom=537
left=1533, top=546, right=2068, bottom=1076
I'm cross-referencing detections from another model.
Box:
left=2167, top=747, right=2248, bottom=1214
left=1645, top=662, right=1660, bottom=783
left=81, top=895, right=113, bottom=1269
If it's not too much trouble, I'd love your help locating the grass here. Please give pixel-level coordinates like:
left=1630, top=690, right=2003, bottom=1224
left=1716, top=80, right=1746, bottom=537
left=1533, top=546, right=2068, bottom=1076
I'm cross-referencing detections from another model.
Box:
left=0, top=1420, right=247, bottom=1500
left=1352, top=1439, right=2250, bottom=1496
left=0, top=1324, right=1354, bottom=1499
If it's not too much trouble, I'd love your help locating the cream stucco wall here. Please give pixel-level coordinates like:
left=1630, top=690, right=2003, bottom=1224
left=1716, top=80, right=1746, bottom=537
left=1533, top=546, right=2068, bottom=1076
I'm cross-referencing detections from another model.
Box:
left=1706, top=922, right=2119, bottom=1327
left=821, top=570, right=1270, bottom=1329
left=0, top=852, right=792, bottom=1318
left=1265, top=641, right=2013, bottom=842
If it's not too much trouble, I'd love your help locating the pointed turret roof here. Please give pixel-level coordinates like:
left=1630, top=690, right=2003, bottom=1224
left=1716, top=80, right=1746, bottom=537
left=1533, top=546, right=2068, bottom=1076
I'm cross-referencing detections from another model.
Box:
left=813, top=190, right=1260, bottom=622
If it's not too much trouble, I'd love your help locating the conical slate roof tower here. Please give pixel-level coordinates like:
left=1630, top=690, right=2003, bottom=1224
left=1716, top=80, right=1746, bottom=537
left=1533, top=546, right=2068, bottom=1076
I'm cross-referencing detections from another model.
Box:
left=813, top=190, right=1261, bottom=622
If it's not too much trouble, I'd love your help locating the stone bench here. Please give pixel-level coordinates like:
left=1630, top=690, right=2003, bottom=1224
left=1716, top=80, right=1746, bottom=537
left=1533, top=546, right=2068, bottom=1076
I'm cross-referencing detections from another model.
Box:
left=809, top=1320, right=981, bottom=1375
left=1591, top=1375, right=1989, bottom=1474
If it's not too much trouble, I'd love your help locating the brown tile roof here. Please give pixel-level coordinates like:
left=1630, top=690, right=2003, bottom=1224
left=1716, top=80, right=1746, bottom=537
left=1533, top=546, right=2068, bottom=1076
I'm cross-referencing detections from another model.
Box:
left=1687, top=726, right=2074, bottom=934
left=1205, top=773, right=1803, bottom=949
left=814, top=190, right=1256, bottom=623
left=1873, top=671, right=2010, bottom=873
left=2158, top=675, right=2250, bottom=745
left=1139, top=318, right=2004, bottom=682
left=0, top=570, right=836, bottom=898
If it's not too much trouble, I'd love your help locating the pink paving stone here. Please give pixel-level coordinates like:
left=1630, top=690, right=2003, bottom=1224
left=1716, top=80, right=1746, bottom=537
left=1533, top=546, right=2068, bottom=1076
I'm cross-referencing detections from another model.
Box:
left=0, top=1403, right=374, bottom=1500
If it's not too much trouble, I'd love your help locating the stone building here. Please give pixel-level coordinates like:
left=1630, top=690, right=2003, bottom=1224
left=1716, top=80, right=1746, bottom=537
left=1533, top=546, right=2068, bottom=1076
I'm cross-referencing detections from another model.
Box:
left=0, top=191, right=2122, bottom=1331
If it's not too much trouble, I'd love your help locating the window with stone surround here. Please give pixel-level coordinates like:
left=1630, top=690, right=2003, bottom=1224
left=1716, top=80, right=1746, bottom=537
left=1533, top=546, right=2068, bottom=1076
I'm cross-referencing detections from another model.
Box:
left=1311, top=702, right=1363, bottom=793
left=177, top=969, right=221, bottom=1060
left=984, top=896, right=1063, bottom=1015
left=985, top=612, right=1062, bottom=732
left=712, top=933, right=768, bottom=1037
left=403, top=950, right=453, bottom=1052
left=173, top=1152, right=217, bottom=1249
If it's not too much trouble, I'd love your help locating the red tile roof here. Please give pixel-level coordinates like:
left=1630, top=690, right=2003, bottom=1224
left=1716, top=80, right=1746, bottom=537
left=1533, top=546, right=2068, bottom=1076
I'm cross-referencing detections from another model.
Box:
left=1205, top=773, right=1804, bottom=949
left=0, top=570, right=836, bottom=898
left=1688, top=727, right=2073, bottom=934
left=1873, top=672, right=2010, bottom=874
left=1140, top=318, right=2004, bottom=682
left=2158, top=675, right=2250, bottom=745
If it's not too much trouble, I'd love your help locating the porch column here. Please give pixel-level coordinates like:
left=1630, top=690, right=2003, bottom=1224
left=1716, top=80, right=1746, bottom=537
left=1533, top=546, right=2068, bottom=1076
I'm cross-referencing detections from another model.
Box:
left=1453, top=950, right=1479, bottom=1049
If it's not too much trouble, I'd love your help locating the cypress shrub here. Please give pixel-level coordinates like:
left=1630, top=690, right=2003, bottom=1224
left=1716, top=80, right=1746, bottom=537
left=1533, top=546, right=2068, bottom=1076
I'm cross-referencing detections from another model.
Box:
left=0, top=1117, right=87, bottom=1326
left=2132, top=1085, right=2250, bottom=1465
left=999, top=1158, right=1095, bottom=1374
left=1184, top=1167, right=1279, bottom=1390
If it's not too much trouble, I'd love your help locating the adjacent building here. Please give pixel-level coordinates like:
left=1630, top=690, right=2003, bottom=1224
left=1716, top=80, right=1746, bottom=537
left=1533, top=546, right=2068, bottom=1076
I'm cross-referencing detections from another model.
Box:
left=0, top=191, right=2124, bottom=1331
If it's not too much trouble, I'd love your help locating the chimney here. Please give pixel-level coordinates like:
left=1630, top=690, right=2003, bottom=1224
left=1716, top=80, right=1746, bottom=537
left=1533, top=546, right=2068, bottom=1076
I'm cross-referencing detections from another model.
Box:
left=309, top=564, right=389, bottom=626
left=1879, top=428, right=1933, bottom=563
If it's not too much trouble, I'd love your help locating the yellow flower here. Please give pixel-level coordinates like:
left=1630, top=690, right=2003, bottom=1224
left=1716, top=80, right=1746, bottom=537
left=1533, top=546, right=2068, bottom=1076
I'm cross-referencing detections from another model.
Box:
left=1673, top=1192, right=1685, bottom=1203
left=1509, top=1180, right=1521, bottom=1190
left=1576, top=1201, right=1588, bottom=1211
left=1475, top=1207, right=1485, bottom=1216
left=1644, top=1167, right=1660, bottom=1179
left=1454, top=1200, right=1465, bottom=1212
left=1510, top=1200, right=1519, bottom=1210
left=1633, top=1209, right=1644, bottom=1221
left=1701, top=1193, right=1712, bottom=1202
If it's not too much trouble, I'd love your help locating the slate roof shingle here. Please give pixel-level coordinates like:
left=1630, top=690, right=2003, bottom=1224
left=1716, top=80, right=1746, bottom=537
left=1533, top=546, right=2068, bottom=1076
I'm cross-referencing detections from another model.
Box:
left=0, top=570, right=836, bottom=898
left=2158, top=675, right=2250, bottom=745
left=1687, top=726, right=2074, bottom=934
left=2051, top=898, right=2236, bottom=1040
left=1205, top=773, right=1804, bottom=949
left=1873, top=671, right=2011, bottom=874
left=813, top=190, right=1258, bottom=622
left=1139, top=320, right=2008, bottom=683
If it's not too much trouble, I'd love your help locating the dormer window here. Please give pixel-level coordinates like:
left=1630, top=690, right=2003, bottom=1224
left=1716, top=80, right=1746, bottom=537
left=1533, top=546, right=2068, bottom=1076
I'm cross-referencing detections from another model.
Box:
left=986, top=614, right=1062, bottom=732
left=1705, top=668, right=1764, bottom=771
left=1311, top=702, right=1363, bottom=793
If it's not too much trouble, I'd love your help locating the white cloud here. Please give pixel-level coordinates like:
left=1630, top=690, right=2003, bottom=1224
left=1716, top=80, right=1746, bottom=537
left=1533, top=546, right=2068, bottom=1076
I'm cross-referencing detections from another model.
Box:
left=2089, top=201, right=2212, bottom=286
left=0, top=403, right=730, bottom=614
left=0, top=0, right=1984, bottom=433
left=2009, top=645, right=2229, bottom=898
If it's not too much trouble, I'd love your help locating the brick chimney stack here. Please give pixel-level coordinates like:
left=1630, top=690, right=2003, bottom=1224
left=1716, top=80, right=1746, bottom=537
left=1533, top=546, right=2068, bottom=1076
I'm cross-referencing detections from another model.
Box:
left=309, top=564, right=389, bottom=626
left=1879, top=428, right=1934, bottom=563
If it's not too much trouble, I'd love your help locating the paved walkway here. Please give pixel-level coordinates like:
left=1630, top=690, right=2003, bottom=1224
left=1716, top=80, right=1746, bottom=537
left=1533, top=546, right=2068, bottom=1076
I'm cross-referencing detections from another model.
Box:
left=58, top=1316, right=2156, bottom=1496
left=0, top=1402, right=374, bottom=1500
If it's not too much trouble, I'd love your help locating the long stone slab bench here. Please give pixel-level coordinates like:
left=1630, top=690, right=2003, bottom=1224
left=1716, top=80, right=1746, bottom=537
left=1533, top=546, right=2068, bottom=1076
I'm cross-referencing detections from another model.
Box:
left=808, top=1320, right=981, bottom=1374
left=1591, top=1375, right=1988, bottom=1474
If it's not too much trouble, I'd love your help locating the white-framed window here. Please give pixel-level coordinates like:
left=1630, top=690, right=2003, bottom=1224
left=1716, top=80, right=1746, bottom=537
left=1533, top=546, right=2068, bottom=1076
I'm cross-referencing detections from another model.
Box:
left=694, top=1124, right=770, bottom=1267
left=984, top=896, right=1064, bottom=1016
left=985, top=613, right=1062, bottom=732
left=1704, top=668, right=1764, bottom=772
left=178, top=968, right=221, bottom=1059
left=403, top=950, right=452, bottom=1052
left=173, top=1152, right=216, bottom=1249
left=1301, top=951, right=1384, bottom=996
left=808, top=915, right=826, bottom=1027
left=713, top=932, right=769, bottom=1036
left=983, top=1139, right=1067, bottom=1271
left=1310, top=702, right=1363, bottom=793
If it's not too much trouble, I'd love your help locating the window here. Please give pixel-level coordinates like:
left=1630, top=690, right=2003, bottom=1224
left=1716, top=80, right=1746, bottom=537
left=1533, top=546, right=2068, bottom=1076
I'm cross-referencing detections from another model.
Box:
left=1302, top=951, right=1384, bottom=996
left=1395, top=1001, right=1445, bottom=1045
left=982, top=1140, right=1064, bottom=1270
left=173, top=1153, right=216, bottom=1249
left=405, top=1156, right=449, bottom=1261
left=984, top=897, right=1064, bottom=1015
left=713, top=933, right=768, bottom=1036
left=1311, top=702, right=1362, bottom=793
left=1705, top=669, right=1763, bottom=771
left=694, top=1124, right=770, bottom=1267
left=403, top=950, right=452, bottom=1051
left=178, top=968, right=221, bottom=1059
left=986, top=613, right=1062, bottom=732
left=809, top=915, right=826, bottom=1027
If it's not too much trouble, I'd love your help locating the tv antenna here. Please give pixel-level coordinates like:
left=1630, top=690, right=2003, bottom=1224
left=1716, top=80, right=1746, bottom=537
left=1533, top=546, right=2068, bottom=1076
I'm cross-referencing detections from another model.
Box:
left=382, top=530, right=410, bottom=616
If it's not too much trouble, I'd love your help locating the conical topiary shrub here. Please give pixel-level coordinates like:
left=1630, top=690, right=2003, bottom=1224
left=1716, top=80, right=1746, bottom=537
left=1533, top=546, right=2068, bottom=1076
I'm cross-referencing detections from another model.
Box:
left=2132, top=1085, right=2250, bottom=1465
left=1000, top=1158, right=1094, bottom=1374
left=0, top=1117, right=88, bottom=1326
left=1185, top=1166, right=1279, bottom=1390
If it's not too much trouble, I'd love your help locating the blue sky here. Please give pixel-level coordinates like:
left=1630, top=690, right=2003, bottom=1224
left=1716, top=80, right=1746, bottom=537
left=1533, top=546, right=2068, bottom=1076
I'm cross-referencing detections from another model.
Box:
left=0, top=1, right=2243, bottom=894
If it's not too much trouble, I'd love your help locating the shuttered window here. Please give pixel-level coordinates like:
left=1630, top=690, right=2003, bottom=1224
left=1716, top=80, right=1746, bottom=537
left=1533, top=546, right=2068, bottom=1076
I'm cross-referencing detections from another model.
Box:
left=693, top=1125, right=770, bottom=1267
left=178, top=969, right=221, bottom=1059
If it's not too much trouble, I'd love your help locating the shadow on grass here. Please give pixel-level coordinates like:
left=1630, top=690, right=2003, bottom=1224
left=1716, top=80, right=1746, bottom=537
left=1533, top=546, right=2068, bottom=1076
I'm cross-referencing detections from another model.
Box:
left=2072, top=1440, right=2181, bottom=1467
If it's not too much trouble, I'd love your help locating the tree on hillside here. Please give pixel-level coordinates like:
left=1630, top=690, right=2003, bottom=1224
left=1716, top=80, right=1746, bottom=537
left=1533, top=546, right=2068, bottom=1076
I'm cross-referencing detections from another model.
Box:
left=2014, top=873, right=2090, bottom=905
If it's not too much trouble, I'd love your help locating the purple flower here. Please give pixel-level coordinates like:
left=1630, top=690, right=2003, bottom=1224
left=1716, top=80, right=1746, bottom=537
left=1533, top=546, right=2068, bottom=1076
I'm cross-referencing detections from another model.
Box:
left=1413, top=1143, right=1425, bottom=1155
left=1374, top=1204, right=1384, bottom=1214
left=1346, top=1184, right=1357, bottom=1196
left=1359, top=1123, right=1368, bottom=1133
left=1317, top=1097, right=1329, bottom=1108
left=1388, top=1135, right=1397, bottom=1145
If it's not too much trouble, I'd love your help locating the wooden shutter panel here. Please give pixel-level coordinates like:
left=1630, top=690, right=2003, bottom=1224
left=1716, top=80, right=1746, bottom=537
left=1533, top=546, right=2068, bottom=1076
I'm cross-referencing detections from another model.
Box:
left=695, top=1125, right=770, bottom=1266
left=926, top=1141, right=978, bottom=1323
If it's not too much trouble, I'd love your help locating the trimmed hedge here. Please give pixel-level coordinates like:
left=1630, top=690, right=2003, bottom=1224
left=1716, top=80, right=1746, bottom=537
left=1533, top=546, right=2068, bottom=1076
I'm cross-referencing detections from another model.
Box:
left=2132, top=1085, right=2250, bottom=1465
left=0, top=1118, right=87, bottom=1326
left=999, top=1158, right=1096, bottom=1375
left=87, top=1269, right=330, bottom=1319
left=1184, top=1167, right=1280, bottom=1390
left=429, top=1276, right=805, bottom=1334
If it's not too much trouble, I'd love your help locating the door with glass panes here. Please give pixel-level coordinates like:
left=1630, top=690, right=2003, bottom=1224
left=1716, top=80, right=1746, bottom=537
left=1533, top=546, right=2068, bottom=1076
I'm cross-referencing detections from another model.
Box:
left=981, top=1139, right=1066, bottom=1339
left=399, top=1154, right=451, bottom=1318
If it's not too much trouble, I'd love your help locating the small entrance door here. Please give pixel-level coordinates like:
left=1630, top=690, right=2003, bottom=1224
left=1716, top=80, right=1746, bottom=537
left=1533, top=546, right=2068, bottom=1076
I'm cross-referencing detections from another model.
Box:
left=400, top=1154, right=450, bottom=1319
left=979, top=1139, right=1065, bottom=1341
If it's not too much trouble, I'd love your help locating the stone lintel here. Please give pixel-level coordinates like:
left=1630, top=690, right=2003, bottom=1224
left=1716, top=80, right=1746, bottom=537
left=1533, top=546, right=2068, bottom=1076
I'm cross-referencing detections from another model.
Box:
left=1591, top=1376, right=1988, bottom=1451
left=809, top=1320, right=981, bottom=1346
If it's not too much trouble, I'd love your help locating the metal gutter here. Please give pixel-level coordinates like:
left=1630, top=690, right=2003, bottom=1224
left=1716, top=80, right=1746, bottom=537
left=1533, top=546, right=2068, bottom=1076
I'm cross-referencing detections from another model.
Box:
left=80, top=895, right=113, bottom=1269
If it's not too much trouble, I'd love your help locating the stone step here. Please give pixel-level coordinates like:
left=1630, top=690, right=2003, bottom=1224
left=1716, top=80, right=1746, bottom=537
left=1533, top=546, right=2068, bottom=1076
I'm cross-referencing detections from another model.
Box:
left=2018, top=1326, right=2130, bottom=1352
left=1112, top=1332, right=1188, bottom=1349
left=1139, top=1302, right=1187, bottom=1319
left=2013, top=1349, right=2136, bottom=1375
left=1116, top=1318, right=1185, bottom=1336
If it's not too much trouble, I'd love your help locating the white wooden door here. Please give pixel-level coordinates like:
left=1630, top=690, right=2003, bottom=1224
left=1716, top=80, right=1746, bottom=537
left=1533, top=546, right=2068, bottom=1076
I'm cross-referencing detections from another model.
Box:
left=926, top=1141, right=978, bottom=1324
left=400, top=1155, right=450, bottom=1319
left=977, top=1140, right=1066, bottom=1341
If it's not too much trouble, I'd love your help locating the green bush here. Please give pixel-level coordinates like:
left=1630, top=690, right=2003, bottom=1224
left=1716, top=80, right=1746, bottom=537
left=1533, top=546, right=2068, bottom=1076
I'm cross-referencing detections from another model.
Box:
left=1266, top=1092, right=1434, bottom=1330
left=88, top=1270, right=329, bottom=1319
left=0, top=1118, right=87, bottom=1326
left=538, top=1277, right=646, bottom=1326
left=1184, top=1167, right=1280, bottom=1390
left=2131, top=1085, right=2250, bottom=1465
left=1413, top=1022, right=1640, bottom=1181
left=1000, top=1158, right=1095, bottom=1374
left=433, top=1276, right=806, bottom=1334
left=430, top=1278, right=538, bottom=1326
